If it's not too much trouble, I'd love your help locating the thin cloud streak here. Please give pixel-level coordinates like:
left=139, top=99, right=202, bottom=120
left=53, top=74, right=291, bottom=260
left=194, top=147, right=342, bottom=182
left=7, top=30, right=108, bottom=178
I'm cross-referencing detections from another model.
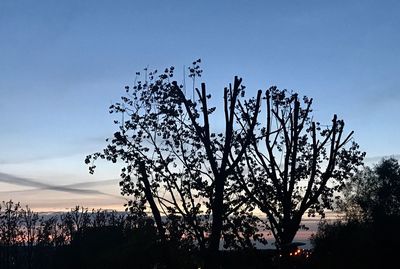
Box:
left=0, top=135, right=110, bottom=165
left=0, top=172, right=123, bottom=199
left=66, top=179, right=119, bottom=188
left=364, top=154, right=400, bottom=165
left=0, top=152, right=77, bottom=165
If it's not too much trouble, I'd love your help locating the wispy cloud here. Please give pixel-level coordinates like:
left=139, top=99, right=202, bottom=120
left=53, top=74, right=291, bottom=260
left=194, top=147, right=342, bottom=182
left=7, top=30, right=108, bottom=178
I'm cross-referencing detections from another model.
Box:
left=64, top=179, right=119, bottom=188
left=364, top=154, right=400, bottom=165
left=367, top=87, right=400, bottom=106
left=0, top=155, right=57, bottom=165
left=0, top=172, right=123, bottom=199
left=0, top=151, right=80, bottom=165
left=0, top=135, right=110, bottom=165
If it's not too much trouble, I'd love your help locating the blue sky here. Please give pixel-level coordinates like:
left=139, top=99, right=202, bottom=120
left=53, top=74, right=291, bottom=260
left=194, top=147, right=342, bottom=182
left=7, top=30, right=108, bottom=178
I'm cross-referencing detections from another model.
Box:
left=0, top=0, right=399, bottom=210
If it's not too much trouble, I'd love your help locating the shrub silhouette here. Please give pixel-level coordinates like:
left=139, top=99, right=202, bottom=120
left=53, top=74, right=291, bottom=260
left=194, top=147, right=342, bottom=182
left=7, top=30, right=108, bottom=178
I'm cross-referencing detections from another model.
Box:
left=311, top=158, right=400, bottom=269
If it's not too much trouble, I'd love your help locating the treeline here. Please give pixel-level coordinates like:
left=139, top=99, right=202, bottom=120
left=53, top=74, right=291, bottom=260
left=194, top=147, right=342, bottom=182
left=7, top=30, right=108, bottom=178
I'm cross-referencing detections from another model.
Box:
left=0, top=201, right=309, bottom=269
left=0, top=202, right=169, bottom=269
left=0, top=201, right=291, bottom=269
left=0, top=202, right=128, bottom=248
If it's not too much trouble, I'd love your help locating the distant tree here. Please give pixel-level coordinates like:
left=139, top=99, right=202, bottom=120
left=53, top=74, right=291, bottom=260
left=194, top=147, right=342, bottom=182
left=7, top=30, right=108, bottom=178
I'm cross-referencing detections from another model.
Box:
left=312, top=158, right=400, bottom=269
left=340, top=157, right=400, bottom=221
left=91, top=209, right=108, bottom=228
left=237, top=88, right=365, bottom=249
left=62, top=206, right=91, bottom=241
left=20, top=205, right=39, bottom=269
left=20, top=205, right=39, bottom=248
left=0, top=201, right=22, bottom=269
left=37, top=216, right=59, bottom=247
left=85, top=60, right=264, bottom=267
left=0, top=200, right=22, bottom=246
left=310, top=220, right=374, bottom=269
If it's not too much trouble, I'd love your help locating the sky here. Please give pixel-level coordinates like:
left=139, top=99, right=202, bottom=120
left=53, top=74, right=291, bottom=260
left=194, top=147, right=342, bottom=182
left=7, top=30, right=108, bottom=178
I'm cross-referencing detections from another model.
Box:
left=0, top=0, right=399, bottom=211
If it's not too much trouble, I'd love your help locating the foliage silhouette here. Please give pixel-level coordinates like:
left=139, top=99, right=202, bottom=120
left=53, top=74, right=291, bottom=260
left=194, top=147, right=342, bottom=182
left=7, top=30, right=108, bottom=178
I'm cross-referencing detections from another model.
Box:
left=1, top=201, right=297, bottom=268
left=340, top=157, right=400, bottom=221
left=235, top=87, right=364, bottom=249
left=0, top=202, right=185, bottom=269
left=85, top=61, right=366, bottom=267
left=85, top=60, right=266, bottom=267
left=311, top=158, right=400, bottom=269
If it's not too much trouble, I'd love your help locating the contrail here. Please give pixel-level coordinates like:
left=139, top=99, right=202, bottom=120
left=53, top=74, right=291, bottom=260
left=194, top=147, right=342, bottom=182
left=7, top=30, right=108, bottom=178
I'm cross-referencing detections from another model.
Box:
left=0, top=172, right=124, bottom=199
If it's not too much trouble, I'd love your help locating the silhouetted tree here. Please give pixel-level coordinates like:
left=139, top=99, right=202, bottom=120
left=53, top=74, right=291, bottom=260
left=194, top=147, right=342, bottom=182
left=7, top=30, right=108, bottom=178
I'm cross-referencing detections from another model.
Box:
left=62, top=206, right=91, bottom=242
left=91, top=209, right=108, bottom=228
left=0, top=202, right=183, bottom=268
left=338, top=158, right=400, bottom=262
left=0, top=200, right=22, bottom=247
left=312, top=158, right=400, bottom=269
left=20, top=205, right=39, bottom=269
left=85, top=60, right=264, bottom=267
left=237, top=88, right=364, bottom=249
left=341, top=157, right=400, bottom=221
left=20, top=206, right=39, bottom=247
left=37, top=216, right=59, bottom=247
left=310, top=220, right=374, bottom=269
left=0, top=200, right=23, bottom=269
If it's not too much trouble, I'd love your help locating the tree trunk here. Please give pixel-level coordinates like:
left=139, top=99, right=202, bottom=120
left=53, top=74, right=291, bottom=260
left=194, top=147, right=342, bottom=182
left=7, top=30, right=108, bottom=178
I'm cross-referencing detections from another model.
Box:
left=138, top=161, right=173, bottom=269
left=205, top=174, right=225, bottom=269
left=138, top=161, right=166, bottom=241
left=280, top=215, right=302, bottom=250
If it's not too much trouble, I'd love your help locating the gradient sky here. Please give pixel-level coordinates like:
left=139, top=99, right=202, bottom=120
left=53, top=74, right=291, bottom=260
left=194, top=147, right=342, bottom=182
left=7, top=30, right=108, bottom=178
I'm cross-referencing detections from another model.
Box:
left=1, top=0, right=399, bottom=211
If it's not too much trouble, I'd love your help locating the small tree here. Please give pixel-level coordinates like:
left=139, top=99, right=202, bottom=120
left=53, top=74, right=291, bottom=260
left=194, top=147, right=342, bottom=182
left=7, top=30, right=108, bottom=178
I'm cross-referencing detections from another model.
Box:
left=37, top=216, right=59, bottom=247
left=20, top=205, right=39, bottom=269
left=0, top=200, right=23, bottom=269
left=20, top=205, right=39, bottom=248
left=0, top=200, right=22, bottom=246
left=237, top=88, right=364, bottom=249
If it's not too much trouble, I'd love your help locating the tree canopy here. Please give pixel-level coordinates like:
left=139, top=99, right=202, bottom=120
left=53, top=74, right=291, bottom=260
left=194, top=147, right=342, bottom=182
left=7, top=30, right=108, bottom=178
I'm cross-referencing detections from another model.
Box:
left=86, top=61, right=266, bottom=268
left=237, top=87, right=365, bottom=248
left=85, top=61, right=365, bottom=266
